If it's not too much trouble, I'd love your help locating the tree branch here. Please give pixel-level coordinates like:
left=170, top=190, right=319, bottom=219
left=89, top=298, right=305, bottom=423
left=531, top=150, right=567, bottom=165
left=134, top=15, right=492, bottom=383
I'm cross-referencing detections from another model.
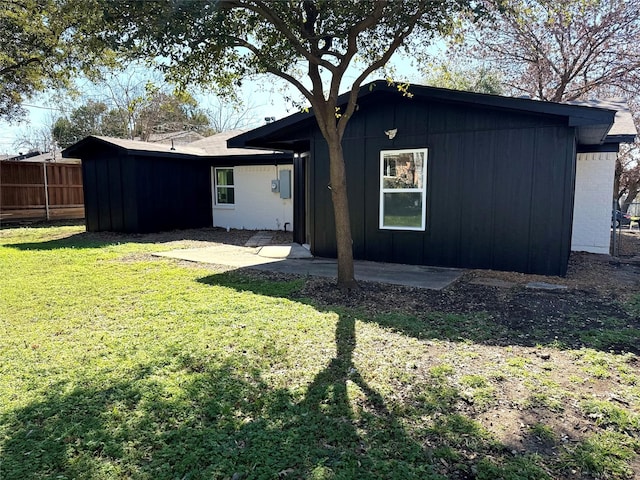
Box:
left=338, top=10, right=420, bottom=136
left=230, top=0, right=337, bottom=72
left=0, top=57, right=42, bottom=77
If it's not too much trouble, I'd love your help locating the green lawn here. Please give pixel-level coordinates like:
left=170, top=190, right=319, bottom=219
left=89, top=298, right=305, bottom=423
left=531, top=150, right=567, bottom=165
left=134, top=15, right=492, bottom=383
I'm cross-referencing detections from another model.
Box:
left=1, top=225, right=638, bottom=480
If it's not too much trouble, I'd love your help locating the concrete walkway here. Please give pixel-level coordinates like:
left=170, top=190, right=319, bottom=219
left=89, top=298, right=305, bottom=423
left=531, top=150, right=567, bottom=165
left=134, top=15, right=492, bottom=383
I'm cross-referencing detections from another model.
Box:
left=244, top=231, right=274, bottom=247
left=153, top=243, right=464, bottom=290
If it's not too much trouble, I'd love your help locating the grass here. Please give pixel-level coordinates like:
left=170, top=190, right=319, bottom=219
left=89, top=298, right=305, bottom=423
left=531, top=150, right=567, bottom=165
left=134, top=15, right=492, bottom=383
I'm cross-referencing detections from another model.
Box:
left=1, top=224, right=639, bottom=480
left=529, top=423, right=556, bottom=442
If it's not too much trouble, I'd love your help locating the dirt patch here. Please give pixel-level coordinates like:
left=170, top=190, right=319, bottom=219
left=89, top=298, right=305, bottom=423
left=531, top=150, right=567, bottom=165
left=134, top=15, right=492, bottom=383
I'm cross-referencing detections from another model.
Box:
left=88, top=227, right=293, bottom=249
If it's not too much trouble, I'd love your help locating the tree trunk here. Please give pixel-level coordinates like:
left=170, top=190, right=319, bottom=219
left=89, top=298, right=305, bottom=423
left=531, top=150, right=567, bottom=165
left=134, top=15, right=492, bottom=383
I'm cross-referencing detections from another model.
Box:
left=614, top=157, right=623, bottom=210
left=326, top=134, right=358, bottom=290
left=622, top=184, right=640, bottom=213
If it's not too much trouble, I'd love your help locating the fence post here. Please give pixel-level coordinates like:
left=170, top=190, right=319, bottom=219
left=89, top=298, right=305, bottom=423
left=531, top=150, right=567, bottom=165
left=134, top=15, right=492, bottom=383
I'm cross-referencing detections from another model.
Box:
left=612, top=200, right=618, bottom=256
left=43, top=161, right=50, bottom=221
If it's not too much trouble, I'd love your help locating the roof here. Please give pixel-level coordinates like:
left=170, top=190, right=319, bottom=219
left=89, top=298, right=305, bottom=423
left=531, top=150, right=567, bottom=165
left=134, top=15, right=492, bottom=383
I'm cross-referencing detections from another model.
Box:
left=4, top=150, right=80, bottom=163
left=188, top=129, right=284, bottom=156
left=140, top=130, right=206, bottom=145
left=569, top=98, right=637, bottom=143
left=63, top=135, right=210, bottom=159
left=229, top=81, right=631, bottom=151
left=62, top=132, right=292, bottom=164
left=9, top=151, right=80, bottom=163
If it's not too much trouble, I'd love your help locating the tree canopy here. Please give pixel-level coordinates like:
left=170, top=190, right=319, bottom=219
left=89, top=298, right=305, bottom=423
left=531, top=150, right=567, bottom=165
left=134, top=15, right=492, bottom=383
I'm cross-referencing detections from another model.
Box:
left=134, top=90, right=213, bottom=141
left=97, top=0, right=478, bottom=288
left=453, top=0, right=640, bottom=210
left=52, top=100, right=126, bottom=148
left=458, top=0, right=640, bottom=102
left=0, top=0, right=108, bottom=122
left=52, top=92, right=214, bottom=148
left=423, top=61, right=503, bottom=94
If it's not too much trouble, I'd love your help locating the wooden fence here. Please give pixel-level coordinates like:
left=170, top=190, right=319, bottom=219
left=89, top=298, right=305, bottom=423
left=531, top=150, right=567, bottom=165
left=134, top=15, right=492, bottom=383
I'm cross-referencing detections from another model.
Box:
left=0, top=161, right=85, bottom=222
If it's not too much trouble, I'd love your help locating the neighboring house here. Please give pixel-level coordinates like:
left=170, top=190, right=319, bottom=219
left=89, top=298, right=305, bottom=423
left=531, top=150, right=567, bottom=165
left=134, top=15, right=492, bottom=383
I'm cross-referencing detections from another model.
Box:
left=5, top=150, right=43, bottom=161
left=62, top=131, right=292, bottom=233
left=229, top=81, right=636, bottom=276
left=6, top=150, right=80, bottom=163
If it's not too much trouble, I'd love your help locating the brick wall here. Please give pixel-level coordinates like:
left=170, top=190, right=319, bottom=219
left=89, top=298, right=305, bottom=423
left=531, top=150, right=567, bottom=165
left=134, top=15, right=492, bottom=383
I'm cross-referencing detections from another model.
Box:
left=571, top=152, right=616, bottom=254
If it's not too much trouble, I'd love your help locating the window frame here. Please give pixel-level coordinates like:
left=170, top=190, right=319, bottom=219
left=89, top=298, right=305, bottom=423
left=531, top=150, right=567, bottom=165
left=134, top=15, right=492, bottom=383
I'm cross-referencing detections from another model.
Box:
left=214, top=167, right=235, bottom=207
left=379, top=148, right=428, bottom=231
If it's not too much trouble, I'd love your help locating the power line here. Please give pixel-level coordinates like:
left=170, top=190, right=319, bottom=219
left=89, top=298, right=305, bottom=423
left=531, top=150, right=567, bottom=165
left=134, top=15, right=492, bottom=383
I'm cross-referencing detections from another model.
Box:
left=21, top=103, right=68, bottom=112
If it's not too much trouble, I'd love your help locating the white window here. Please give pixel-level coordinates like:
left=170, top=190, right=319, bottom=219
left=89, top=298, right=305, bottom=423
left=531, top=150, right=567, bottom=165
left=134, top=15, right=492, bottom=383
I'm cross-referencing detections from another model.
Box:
left=215, top=168, right=235, bottom=205
left=379, top=148, right=427, bottom=230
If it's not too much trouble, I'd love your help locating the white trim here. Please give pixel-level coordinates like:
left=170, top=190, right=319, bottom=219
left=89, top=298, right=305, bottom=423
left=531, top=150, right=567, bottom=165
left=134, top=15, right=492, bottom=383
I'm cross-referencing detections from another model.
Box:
left=214, top=167, right=235, bottom=206
left=379, top=148, right=428, bottom=231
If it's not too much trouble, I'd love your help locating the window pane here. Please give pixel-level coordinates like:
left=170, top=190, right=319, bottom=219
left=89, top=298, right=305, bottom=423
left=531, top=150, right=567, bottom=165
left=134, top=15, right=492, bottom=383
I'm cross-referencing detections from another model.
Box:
left=216, top=169, right=234, bottom=186
left=217, top=187, right=234, bottom=204
left=382, top=192, right=423, bottom=228
left=382, top=152, right=424, bottom=189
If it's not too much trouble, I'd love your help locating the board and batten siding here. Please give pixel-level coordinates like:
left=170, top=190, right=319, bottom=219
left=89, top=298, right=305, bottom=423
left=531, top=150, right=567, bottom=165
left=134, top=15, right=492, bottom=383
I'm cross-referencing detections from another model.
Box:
left=571, top=151, right=617, bottom=254
left=82, top=146, right=212, bottom=233
left=134, top=156, right=212, bottom=232
left=82, top=148, right=136, bottom=232
left=212, top=165, right=293, bottom=231
left=307, top=95, right=576, bottom=276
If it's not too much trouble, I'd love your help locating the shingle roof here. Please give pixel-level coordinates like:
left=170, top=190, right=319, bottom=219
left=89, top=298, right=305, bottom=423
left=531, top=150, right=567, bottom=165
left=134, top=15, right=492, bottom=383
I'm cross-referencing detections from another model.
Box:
left=569, top=99, right=637, bottom=140
left=145, top=131, right=205, bottom=143
left=62, top=132, right=291, bottom=163
left=91, top=136, right=209, bottom=156
left=188, top=129, right=282, bottom=155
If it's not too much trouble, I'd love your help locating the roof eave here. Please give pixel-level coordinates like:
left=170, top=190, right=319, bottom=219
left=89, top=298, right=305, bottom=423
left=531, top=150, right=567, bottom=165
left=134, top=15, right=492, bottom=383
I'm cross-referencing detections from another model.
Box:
left=231, top=82, right=620, bottom=150
left=606, top=134, right=637, bottom=144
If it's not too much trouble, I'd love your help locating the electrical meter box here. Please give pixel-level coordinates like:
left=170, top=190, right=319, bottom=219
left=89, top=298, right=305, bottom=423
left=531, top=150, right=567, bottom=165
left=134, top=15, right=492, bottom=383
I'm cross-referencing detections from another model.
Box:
left=271, top=179, right=280, bottom=192
left=279, top=170, right=291, bottom=199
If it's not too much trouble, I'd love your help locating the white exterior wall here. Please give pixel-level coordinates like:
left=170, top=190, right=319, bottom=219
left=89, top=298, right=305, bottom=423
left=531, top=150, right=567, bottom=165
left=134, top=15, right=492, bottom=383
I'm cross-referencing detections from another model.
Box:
left=571, top=151, right=616, bottom=254
left=212, top=165, right=294, bottom=231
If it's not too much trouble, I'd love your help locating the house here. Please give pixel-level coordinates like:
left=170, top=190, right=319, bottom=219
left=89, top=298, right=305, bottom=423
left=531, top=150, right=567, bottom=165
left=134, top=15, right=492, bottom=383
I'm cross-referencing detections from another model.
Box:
left=229, top=81, right=636, bottom=276
left=190, top=131, right=295, bottom=231
left=62, top=131, right=293, bottom=233
left=6, top=150, right=80, bottom=163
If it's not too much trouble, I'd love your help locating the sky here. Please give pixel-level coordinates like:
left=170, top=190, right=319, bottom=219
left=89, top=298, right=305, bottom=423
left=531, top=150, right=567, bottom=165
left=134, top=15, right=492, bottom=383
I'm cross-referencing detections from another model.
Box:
left=0, top=80, right=295, bottom=156
left=0, top=54, right=426, bottom=156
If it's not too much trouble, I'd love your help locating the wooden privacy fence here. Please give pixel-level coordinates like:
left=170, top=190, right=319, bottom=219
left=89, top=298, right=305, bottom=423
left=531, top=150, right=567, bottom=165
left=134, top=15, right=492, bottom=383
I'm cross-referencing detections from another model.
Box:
left=0, top=161, right=85, bottom=222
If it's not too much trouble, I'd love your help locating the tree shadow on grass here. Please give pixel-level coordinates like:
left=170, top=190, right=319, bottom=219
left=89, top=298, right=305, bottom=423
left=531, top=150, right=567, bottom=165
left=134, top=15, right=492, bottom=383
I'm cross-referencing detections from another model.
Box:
left=195, top=272, right=583, bottom=478
left=1, top=359, right=281, bottom=480
left=196, top=271, right=640, bottom=478
left=2, top=276, right=636, bottom=478
left=0, top=323, right=501, bottom=480
left=2, top=227, right=259, bottom=251
left=200, top=270, right=640, bottom=355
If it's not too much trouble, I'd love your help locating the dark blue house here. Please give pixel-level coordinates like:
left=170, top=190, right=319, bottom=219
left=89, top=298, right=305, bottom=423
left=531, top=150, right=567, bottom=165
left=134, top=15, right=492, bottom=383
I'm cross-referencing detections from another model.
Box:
left=229, top=81, right=635, bottom=276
